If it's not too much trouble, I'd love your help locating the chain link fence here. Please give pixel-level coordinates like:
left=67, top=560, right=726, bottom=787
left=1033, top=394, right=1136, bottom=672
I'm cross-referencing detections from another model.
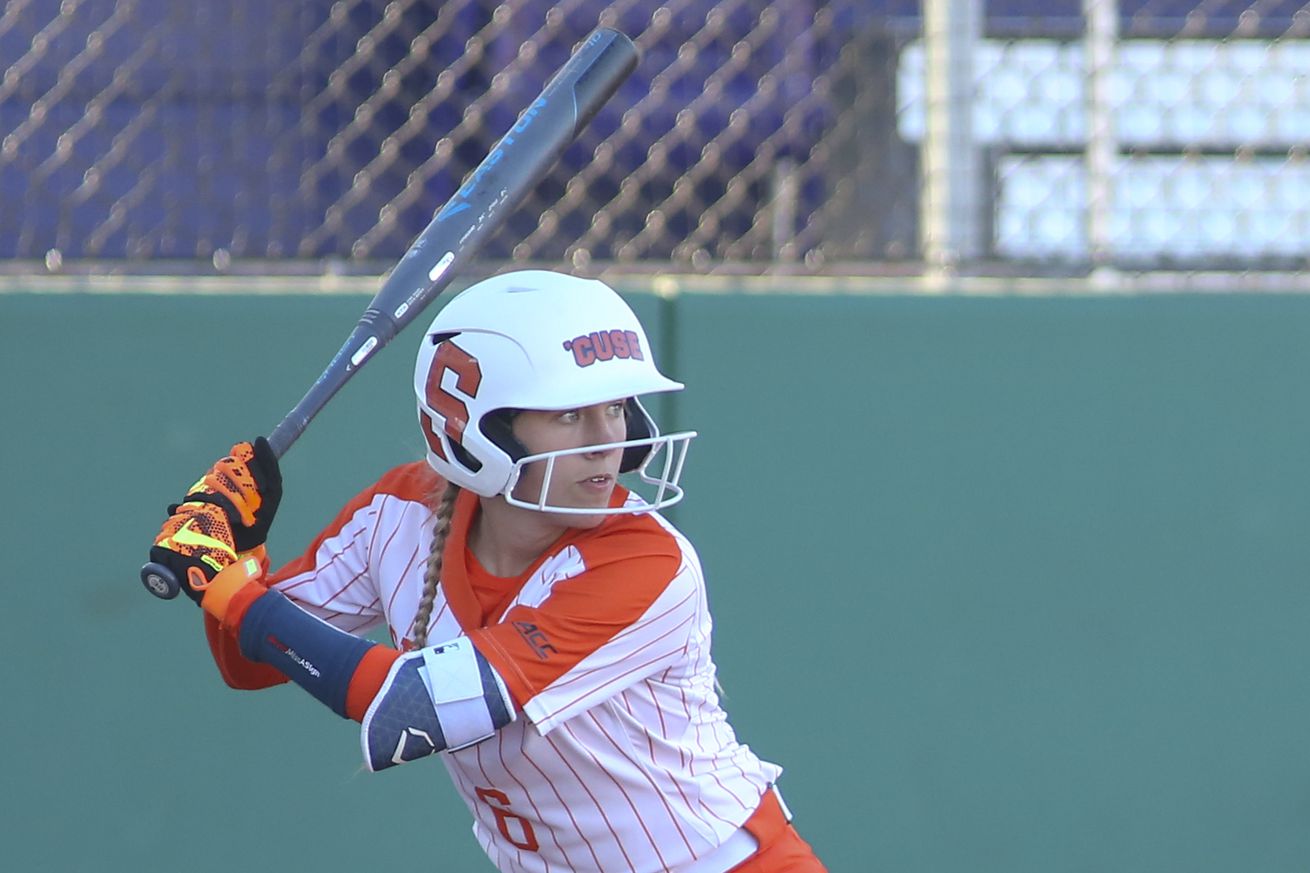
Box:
left=2, top=1, right=1309, bottom=275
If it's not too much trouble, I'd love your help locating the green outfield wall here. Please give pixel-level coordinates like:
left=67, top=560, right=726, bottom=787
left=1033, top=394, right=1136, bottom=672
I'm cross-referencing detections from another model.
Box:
left=3, top=287, right=1309, bottom=872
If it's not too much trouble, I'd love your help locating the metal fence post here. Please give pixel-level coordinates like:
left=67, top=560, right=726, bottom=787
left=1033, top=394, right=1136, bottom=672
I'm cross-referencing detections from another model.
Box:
left=920, top=0, right=983, bottom=274
left=1085, top=0, right=1119, bottom=275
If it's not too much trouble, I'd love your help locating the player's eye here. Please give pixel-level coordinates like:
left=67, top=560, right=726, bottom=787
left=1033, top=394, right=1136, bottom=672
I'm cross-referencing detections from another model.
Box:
left=606, top=401, right=626, bottom=417
left=558, top=409, right=581, bottom=423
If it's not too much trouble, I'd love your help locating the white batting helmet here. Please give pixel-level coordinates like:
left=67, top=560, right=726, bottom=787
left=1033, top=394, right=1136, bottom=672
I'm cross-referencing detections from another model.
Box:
left=414, top=270, right=694, bottom=513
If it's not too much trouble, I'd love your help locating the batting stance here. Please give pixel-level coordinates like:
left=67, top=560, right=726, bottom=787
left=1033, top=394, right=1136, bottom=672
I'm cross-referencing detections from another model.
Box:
left=149, top=271, right=827, bottom=872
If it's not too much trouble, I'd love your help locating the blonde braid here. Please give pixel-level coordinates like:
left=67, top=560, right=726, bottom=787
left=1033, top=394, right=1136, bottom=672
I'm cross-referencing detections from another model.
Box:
left=408, top=481, right=460, bottom=648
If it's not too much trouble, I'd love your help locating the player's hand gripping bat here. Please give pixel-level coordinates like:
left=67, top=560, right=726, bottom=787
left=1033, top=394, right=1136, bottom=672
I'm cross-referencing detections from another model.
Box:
left=141, top=27, right=639, bottom=600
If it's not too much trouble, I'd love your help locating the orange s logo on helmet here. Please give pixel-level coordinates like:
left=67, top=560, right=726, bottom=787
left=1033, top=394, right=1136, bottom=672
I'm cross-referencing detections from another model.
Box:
left=421, top=340, right=482, bottom=460
left=561, top=329, right=644, bottom=367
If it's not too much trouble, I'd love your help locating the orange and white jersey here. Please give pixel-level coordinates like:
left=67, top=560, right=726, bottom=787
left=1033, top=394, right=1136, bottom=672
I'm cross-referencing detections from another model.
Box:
left=258, top=461, right=782, bottom=873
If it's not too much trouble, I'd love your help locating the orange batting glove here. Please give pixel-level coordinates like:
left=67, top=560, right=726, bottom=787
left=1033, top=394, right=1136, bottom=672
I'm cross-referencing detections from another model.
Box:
left=184, top=437, right=282, bottom=552
left=150, top=438, right=282, bottom=604
left=152, top=500, right=240, bottom=601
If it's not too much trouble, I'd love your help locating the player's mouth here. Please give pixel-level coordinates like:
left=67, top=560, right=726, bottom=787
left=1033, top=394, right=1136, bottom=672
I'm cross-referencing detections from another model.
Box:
left=578, top=473, right=614, bottom=493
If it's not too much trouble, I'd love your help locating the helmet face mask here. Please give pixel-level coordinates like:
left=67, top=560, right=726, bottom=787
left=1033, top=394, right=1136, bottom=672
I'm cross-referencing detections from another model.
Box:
left=504, top=428, right=695, bottom=515
left=414, top=271, right=696, bottom=514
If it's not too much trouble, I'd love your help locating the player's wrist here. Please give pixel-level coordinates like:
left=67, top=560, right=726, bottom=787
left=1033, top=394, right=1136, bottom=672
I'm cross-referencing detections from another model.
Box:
left=200, top=548, right=269, bottom=627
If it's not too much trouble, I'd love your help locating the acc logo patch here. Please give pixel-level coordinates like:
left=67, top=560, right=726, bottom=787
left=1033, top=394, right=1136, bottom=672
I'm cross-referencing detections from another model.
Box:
left=513, top=621, right=558, bottom=660
left=562, top=329, right=644, bottom=367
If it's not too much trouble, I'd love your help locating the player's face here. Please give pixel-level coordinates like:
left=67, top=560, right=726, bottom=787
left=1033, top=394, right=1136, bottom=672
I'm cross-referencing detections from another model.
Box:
left=509, top=400, right=627, bottom=523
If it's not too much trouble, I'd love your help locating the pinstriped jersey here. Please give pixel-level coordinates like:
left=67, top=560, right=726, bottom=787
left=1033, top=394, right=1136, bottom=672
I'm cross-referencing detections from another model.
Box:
left=261, top=461, right=781, bottom=873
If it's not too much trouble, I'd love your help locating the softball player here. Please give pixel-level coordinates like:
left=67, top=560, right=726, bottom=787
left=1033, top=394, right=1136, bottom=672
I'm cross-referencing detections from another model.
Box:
left=150, top=270, right=827, bottom=872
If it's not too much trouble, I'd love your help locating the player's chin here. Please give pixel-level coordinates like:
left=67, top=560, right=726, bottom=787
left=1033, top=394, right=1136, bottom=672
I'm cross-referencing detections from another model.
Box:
left=556, top=510, right=608, bottom=529
left=550, top=485, right=616, bottom=527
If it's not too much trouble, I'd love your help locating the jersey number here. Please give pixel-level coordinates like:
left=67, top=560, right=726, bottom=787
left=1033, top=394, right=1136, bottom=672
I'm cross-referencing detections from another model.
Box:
left=475, top=787, right=540, bottom=852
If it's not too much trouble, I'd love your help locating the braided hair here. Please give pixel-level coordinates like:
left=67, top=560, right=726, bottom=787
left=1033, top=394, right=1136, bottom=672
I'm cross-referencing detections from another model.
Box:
left=407, top=480, right=460, bottom=648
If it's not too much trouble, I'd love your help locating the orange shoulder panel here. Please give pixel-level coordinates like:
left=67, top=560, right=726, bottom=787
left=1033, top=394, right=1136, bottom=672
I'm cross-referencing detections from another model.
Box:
left=469, top=512, right=683, bottom=707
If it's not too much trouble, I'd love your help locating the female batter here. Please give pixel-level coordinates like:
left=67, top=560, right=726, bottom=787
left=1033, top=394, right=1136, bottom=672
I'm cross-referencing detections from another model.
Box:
left=149, top=270, right=826, bottom=872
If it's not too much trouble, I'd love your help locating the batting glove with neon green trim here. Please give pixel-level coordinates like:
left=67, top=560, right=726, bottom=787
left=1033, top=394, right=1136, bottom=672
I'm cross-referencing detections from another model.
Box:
left=151, top=438, right=282, bottom=604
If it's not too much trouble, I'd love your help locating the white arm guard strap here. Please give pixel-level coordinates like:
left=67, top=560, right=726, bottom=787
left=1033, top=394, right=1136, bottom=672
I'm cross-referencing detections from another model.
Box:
left=360, top=637, right=516, bottom=772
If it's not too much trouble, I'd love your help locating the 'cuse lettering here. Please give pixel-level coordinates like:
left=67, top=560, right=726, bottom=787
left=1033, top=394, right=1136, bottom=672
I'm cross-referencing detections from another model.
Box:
left=561, top=329, right=644, bottom=367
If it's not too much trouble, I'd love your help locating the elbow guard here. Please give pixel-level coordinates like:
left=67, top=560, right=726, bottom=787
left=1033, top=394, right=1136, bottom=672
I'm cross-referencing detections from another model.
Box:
left=361, top=637, right=515, bottom=772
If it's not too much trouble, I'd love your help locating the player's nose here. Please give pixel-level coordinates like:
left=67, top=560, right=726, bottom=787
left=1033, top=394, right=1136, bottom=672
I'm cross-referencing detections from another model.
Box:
left=579, top=404, right=625, bottom=447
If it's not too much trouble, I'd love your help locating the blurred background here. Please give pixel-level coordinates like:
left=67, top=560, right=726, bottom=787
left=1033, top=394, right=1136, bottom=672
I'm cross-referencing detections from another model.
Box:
left=7, top=0, right=1310, bottom=278
left=3, top=1, right=1310, bottom=871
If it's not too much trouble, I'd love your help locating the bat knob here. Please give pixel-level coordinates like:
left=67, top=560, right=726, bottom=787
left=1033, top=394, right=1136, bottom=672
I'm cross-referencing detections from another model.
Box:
left=141, top=562, right=182, bottom=599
